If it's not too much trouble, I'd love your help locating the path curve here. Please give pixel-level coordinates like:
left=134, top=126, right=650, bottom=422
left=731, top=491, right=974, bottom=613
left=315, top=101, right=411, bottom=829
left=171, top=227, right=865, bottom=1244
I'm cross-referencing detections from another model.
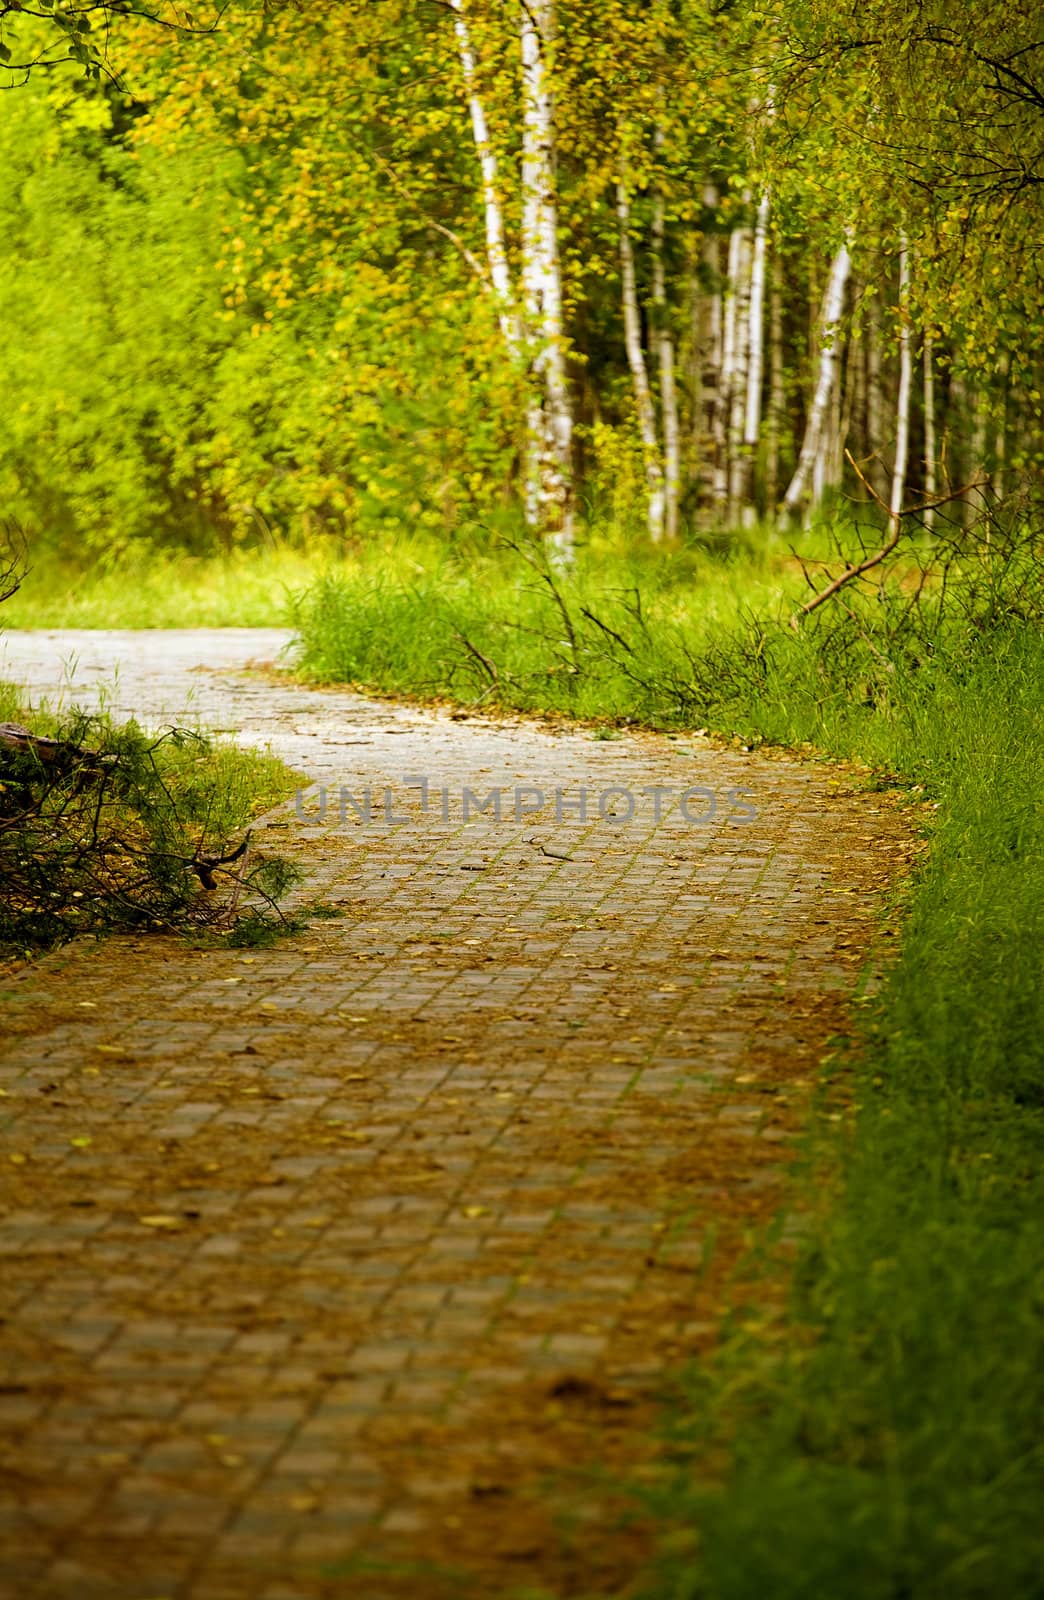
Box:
left=0, top=631, right=911, bottom=1600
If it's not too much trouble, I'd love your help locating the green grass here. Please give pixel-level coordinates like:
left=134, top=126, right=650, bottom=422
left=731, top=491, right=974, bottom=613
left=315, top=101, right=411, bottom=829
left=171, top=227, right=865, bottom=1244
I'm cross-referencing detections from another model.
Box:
left=2, top=542, right=320, bottom=627
left=288, top=523, right=873, bottom=725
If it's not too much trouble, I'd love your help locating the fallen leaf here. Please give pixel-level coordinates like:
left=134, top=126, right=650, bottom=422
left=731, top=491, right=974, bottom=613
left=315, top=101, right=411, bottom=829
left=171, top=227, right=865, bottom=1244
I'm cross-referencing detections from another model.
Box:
left=289, top=1495, right=319, bottom=1513
left=138, top=1215, right=182, bottom=1230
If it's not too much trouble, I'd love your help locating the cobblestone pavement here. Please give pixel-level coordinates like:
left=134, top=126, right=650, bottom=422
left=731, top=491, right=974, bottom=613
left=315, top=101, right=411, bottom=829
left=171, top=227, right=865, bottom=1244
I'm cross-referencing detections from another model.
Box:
left=0, top=631, right=913, bottom=1599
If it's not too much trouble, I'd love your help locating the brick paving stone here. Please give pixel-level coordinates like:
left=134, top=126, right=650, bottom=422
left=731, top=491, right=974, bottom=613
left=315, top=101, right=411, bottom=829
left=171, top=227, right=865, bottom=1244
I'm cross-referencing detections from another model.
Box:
left=0, top=629, right=916, bottom=1598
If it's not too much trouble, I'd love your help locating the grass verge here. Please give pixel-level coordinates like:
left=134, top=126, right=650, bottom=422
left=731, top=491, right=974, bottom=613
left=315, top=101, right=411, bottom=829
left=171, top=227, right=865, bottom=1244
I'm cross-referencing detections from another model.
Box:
left=2, top=542, right=319, bottom=628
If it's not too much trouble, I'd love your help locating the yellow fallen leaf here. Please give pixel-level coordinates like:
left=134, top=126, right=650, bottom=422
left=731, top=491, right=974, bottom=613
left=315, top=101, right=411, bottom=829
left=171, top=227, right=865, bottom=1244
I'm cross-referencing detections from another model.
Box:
left=289, top=1495, right=318, bottom=1513
left=463, top=1206, right=488, bottom=1219
left=69, top=1136, right=92, bottom=1149
left=8, top=1153, right=26, bottom=1165
left=138, top=1215, right=182, bottom=1230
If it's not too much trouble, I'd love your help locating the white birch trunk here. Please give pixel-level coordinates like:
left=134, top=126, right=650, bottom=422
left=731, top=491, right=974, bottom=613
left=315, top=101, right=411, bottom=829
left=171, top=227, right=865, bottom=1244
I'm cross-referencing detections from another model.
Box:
left=617, top=175, right=665, bottom=541
left=520, top=0, right=574, bottom=563
left=652, top=175, right=680, bottom=541
left=727, top=222, right=753, bottom=514
left=449, top=0, right=521, bottom=352
left=781, top=236, right=851, bottom=518
left=712, top=223, right=744, bottom=508
left=765, top=263, right=784, bottom=513
left=923, top=331, right=937, bottom=531
left=698, top=183, right=725, bottom=509
left=740, top=189, right=770, bottom=523
left=888, top=237, right=913, bottom=536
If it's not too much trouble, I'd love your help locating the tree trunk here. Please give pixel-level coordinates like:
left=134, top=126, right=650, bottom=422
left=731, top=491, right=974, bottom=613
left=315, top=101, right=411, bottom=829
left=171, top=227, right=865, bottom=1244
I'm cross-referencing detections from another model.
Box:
left=922, top=331, right=937, bottom=530
left=726, top=214, right=753, bottom=516
left=713, top=222, right=744, bottom=509
left=617, top=174, right=665, bottom=541
left=781, top=237, right=851, bottom=519
left=765, top=260, right=784, bottom=513
left=740, top=190, right=770, bottom=524
left=651, top=168, right=680, bottom=541
left=449, top=0, right=520, bottom=350
left=697, top=183, right=724, bottom=511
left=964, top=389, right=989, bottom=527
left=995, top=350, right=1010, bottom=502
left=520, top=0, right=574, bottom=563
left=888, top=236, right=913, bottom=536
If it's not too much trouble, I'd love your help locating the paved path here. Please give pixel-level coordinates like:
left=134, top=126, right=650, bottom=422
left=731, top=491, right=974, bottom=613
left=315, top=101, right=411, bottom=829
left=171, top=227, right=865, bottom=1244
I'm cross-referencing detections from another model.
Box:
left=0, top=631, right=911, bottom=1599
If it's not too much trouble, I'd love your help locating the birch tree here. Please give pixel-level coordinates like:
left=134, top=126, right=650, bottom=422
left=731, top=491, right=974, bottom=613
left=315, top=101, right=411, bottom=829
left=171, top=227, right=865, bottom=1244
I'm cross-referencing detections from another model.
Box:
left=780, top=235, right=851, bottom=520
left=520, top=0, right=574, bottom=563
left=617, top=172, right=666, bottom=540
left=696, top=182, right=725, bottom=511
left=888, top=237, right=912, bottom=536
left=726, top=214, right=753, bottom=516
left=922, top=330, right=936, bottom=531
left=448, top=0, right=521, bottom=353
left=652, top=178, right=680, bottom=540
left=712, top=220, right=747, bottom=509
left=740, top=189, right=770, bottom=522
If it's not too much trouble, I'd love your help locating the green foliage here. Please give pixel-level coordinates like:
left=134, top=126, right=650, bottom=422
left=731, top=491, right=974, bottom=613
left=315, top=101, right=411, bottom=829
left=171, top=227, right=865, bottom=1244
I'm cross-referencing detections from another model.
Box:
left=0, top=1, right=1039, bottom=552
